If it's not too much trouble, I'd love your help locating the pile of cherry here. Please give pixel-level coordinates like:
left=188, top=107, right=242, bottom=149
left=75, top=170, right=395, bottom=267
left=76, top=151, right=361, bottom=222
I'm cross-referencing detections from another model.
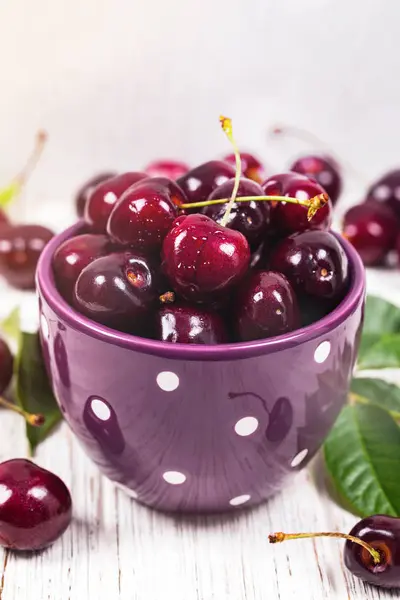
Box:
left=53, top=148, right=350, bottom=344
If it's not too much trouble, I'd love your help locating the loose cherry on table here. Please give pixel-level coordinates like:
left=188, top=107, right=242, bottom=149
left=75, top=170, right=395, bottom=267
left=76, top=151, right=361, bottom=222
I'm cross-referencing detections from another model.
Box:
left=0, top=224, right=54, bottom=290
left=223, top=152, right=265, bottom=183
left=143, top=159, right=190, bottom=180
left=289, top=155, right=342, bottom=206
left=203, top=177, right=270, bottom=250
left=0, top=459, right=72, bottom=551
left=161, top=214, right=251, bottom=304
left=233, top=270, right=299, bottom=341
left=107, top=178, right=179, bottom=253
left=73, top=251, right=161, bottom=333
left=269, top=514, right=400, bottom=590
left=156, top=303, right=227, bottom=344
left=342, top=200, right=398, bottom=266
left=75, top=171, right=117, bottom=217
left=84, top=172, right=147, bottom=233
left=262, top=172, right=332, bottom=236
left=52, top=233, right=112, bottom=303
left=176, top=160, right=236, bottom=209
left=269, top=229, right=349, bottom=301
left=366, top=169, right=400, bottom=220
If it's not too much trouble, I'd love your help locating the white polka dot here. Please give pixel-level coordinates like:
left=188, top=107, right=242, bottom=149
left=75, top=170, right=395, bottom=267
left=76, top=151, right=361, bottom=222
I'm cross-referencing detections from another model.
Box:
left=319, top=170, right=333, bottom=186
left=162, top=471, right=186, bottom=485
left=156, top=371, right=179, bottom=392
left=229, top=494, right=251, bottom=507
left=290, top=448, right=309, bottom=468
left=373, top=184, right=391, bottom=201
left=91, top=398, right=111, bottom=421
left=314, top=341, right=331, bottom=364
left=234, top=417, right=259, bottom=437
left=40, top=313, right=49, bottom=340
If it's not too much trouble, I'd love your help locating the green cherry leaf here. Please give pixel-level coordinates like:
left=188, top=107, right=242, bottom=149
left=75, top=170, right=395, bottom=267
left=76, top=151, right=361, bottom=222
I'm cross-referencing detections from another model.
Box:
left=358, top=296, right=400, bottom=360
left=15, top=331, right=62, bottom=454
left=0, top=181, right=20, bottom=208
left=351, top=378, right=400, bottom=417
left=324, top=404, right=400, bottom=517
left=0, top=307, right=21, bottom=344
left=357, top=334, right=400, bottom=370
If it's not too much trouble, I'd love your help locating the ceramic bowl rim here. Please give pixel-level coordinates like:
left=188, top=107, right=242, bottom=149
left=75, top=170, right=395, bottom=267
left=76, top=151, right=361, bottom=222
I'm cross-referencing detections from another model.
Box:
left=37, top=222, right=366, bottom=360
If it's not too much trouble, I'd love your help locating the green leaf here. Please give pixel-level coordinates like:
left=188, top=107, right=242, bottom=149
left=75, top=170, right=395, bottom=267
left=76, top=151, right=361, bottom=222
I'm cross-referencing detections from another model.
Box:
left=0, top=307, right=21, bottom=344
left=351, top=378, right=400, bottom=416
left=16, top=332, right=62, bottom=453
left=358, top=296, right=400, bottom=362
left=358, top=334, right=400, bottom=370
left=0, top=181, right=20, bottom=208
left=324, top=404, right=400, bottom=517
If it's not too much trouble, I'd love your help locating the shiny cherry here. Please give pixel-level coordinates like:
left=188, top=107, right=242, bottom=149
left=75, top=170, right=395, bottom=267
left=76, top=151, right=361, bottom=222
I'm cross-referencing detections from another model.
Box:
left=343, top=201, right=398, bottom=266
left=176, top=160, right=235, bottom=209
left=0, top=224, right=54, bottom=290
left=203, top=177, right=270, bottom=249
left=269, top=230, right=349, bottom=300
left=223, top=152, right=265, bottom=183
left=84, top=172, right=147, bottom=233
left=107, top=178, right=178, bottom=253
left=0, top=338, right=13, bottom=394
left=263, top=172, right=332, bottom=235
left=75, top=171, right=117, bottom=217
left=344, top=515, right=400, bottom=589
left=156, top=303, right=227, bottom=344
left=366, top=169, right=400, bottom=219
left=74, top=252, right=159, bottom=333
left=290, top=155, right=342, bottom=205
left=162, top=214, right=250, bottom=303
left=143, top=160, right=189, bottom=180
left=0, top=459, right=72, bottom=551
left=234, top=271, right=299, bottom=341
left=52, top=234, right=111, bottom=303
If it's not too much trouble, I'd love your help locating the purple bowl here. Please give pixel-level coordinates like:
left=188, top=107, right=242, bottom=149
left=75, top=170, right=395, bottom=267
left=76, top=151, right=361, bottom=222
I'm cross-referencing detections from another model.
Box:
left=37, top=223, right=365, bottom=513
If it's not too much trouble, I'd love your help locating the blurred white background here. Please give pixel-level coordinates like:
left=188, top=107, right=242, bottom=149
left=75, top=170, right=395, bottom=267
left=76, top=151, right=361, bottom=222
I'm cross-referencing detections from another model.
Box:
left=0, top=0, right=399, bottom=238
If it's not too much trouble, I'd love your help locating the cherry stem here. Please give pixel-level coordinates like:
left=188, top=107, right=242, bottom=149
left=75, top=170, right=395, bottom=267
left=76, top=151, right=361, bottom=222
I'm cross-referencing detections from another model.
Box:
left=14, top=130, right=48, bottom=188
left=269, top=124, right=367, bottom=184
left=0, top=396, right=45, bottom=427
left=219, top=116, right=242, bottom=227
left=180, top=192, right=329, bottom=222
left=268, top=531, right=381, bottom=565
left=159, top=291, right=175, bottom=304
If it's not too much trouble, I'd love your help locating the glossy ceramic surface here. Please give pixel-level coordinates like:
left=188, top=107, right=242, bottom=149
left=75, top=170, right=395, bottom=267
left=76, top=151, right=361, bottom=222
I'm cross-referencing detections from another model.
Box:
left=37, top=223, right=365, bottom=513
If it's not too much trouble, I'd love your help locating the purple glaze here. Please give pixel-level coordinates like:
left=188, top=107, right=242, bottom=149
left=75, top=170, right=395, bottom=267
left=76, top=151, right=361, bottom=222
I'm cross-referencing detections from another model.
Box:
left=37, top=222, right=365, bottom=513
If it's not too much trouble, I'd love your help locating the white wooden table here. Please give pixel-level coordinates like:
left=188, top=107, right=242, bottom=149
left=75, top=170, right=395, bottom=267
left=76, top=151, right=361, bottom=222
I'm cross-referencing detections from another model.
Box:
left=0, top=206, right=400, bottom=600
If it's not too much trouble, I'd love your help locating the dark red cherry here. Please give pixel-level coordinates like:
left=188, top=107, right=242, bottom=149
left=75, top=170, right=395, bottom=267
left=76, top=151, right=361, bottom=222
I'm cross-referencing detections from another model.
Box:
left=143, top=160, right=189, bottom=180
left=344, top=515, right=400, bottom=589
left=162, top=214, right=250, bottom=303
left=75, top=171, right=117, bottom=217
left=298, top=295, right=333, bottom=327
left=141, top=176, right=188, bottom=207
left=74, top=252, right=159, bottom=333
left=342, top=201, right=398, bottom=266
left=290, top=155, right=342, bottom=205
left=203, top=178, right=270, bottom=249
left=176, top=160, right=235, bottom=209
left=107, top=179, right=178, bottom=253
left=367, top=169, right=400, bottom=219
left=263, top=172, right=332, bottom=235
left=223, top=152, right=265, bottom=183
left=0, top=224, right=54, bottom=290
left=52, top=234, right=111, bottom=303
left=156, top=303, right=227, bottom=344
left=0, top=338, right=13, bottom=394
left=0, top=459, right=72, bottom=551
left=269, top=230, right=349, bottom=300
left=84, top=172, right=147, bottom=233
left=234, top=271, right=299, bottom=341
